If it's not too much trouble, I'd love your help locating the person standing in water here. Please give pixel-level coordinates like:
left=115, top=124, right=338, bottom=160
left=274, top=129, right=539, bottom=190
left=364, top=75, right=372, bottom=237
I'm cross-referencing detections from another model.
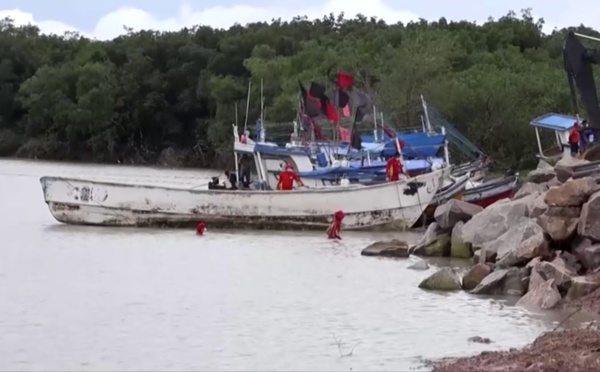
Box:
left=277, top=163, right=304, bottom=190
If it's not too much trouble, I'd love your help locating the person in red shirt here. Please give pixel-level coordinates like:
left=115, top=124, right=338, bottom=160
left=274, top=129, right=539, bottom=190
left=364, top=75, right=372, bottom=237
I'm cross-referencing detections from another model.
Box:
left=326, top=210, right=345, bottom=239
left=277, top=163, right=304, bottom=190
left=386, top=153, right=404, bottom=182
left=569, top=122, right=581, bottom=157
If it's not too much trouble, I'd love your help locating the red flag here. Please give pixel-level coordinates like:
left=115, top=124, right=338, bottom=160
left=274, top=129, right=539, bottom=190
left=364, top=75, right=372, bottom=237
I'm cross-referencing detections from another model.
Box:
left=337, top=72, right=354, bottom=89
left=325, top=102, right=339, bottom=125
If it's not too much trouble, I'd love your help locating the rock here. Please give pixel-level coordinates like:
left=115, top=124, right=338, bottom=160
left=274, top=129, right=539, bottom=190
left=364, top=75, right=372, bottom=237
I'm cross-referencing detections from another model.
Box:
left=537, top=206, right=580, bottom=241
left=546, top=177, right=562, bottom=188
left=513, top=182, right=547, bottom=199
left=462, top=263, right=493, bottom=291
left=516, top=279, right=562, bottom=310
left=565, top=276, right=600, bottom=301
left=361, top=239, right=410, bottom=257
left=556, top=251, right=582, bottom=273
left=434, top=199, right=483, bottom=230
left=554, top=156, right=590, bottom=183
left=450, top=221, right=472, bottom=258
left=528, top=267, right=545, bottom=291
left=407, top=260, right=429, bottom=270
left=461, top=196, right=534, bottom=249
left=574, top=244, right=600, bottom=271
left=467, top=336, right=493, bottom=344
left=579, top=191, right=600, bottom=242
left=410, top=222, right=442, bottom=253
left=544, top=177, right=597, bottom=207
left=473, top=248, right=495, bottom=264
left=527, top=168, right=556, bottom=184
left=489, top=218, right=549, bottom=269
left=533, top=259, right=576, bottom=293
left=412, top=233, right=451, bottom=257
left=471, top=267, right=528, bottom=296
left=418, top=267, right=462, bottom=291
left=526, top=192, right=548, bottom=219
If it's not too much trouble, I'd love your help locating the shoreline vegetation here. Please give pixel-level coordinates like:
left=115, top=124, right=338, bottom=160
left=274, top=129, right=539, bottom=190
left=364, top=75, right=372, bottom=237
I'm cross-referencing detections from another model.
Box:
left=0, top=9, right=598, bottom=171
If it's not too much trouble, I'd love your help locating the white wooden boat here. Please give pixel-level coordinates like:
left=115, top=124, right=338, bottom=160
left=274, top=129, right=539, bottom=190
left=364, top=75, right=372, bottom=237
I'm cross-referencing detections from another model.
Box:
left=40, top=168, right=444, bottom=230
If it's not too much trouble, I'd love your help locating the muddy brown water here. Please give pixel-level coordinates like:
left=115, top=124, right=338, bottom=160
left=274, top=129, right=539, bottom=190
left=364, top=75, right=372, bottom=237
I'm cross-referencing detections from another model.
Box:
left=1, top=159, right=598, bottom=371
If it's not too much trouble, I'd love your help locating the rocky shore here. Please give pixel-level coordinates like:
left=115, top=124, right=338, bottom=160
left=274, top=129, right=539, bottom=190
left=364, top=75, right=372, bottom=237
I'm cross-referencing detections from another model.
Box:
left=362, top=155, right=600, bottom=371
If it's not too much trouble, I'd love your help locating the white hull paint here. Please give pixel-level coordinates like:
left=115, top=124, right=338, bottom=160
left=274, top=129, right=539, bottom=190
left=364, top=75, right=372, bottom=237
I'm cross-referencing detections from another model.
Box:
left=40, top=169, right=444, bottom=231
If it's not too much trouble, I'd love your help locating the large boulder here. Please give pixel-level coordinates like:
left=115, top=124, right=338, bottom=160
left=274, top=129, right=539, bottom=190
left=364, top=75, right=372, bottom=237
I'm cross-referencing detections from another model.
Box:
left=574, top=244, right=600, bottom=271
left=526, top=192, right=549, bottom=219
left=450, top=221, right=472, bottom=258
left=487, top=218, right=550, bottom=269
left=461, top=196, right=534, bottom=249
left=565, top=276, right=600, bottom=301
left=410, top=222, right=442, bottom=253
left=537, top=206, right=581, bottom=241
left=579, top=191, right=600, bottom=242
left=527, top=169, right=556, bottom=185
left=361, top=239, right=410, bottom=257
left=471, top=267, right=528, bottom=296
left=513, top=182, right=547, bottom=199
left=531, top=258, right=577, bottom=294
left=412, top=232, right=451, bottom=257
left=543, top=177, right=597, bottom=207
left=554, top=156, right=590, bottom=183
left=418, top=267, right=462, bottom=291
left=434, top=199, right=483, bottom=230
left=462, top=263, right=493, bottom=291
left=516, top=279, right=562, bottom=310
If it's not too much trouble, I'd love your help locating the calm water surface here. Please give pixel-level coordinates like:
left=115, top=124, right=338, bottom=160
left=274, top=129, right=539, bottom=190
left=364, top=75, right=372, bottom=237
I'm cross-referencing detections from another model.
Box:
left=0, top=159, right=596, bottom=371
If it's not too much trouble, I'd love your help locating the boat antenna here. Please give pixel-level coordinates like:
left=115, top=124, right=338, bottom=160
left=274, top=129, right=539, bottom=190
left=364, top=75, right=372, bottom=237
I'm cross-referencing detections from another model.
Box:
left=244, top=80, right=252, bottom=133
left=421, top=94, right=433, bottom=134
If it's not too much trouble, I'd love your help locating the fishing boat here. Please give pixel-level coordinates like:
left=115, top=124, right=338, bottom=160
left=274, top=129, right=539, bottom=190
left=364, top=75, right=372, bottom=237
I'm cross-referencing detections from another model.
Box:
left=462, top=174, right=521, bottom=208
left=40, top=123, right=445, bottom=230
left=40, top=172, right=444, bottom=231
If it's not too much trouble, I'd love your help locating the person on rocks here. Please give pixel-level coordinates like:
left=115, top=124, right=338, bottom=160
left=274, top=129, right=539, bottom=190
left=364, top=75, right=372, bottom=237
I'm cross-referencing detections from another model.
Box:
left=569, top=121, right=581, bottom=157
left=326, top=210, right=345, bottom=239
left=385, top=152, right=404, bottom=182
left=276, top=163, right=304, bottom=191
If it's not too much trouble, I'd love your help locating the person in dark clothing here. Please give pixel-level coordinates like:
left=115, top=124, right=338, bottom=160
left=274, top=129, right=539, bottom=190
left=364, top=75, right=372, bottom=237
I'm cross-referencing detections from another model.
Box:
left=239, top=154, right=252, bottom=189
left=224, top=170, right=238, bottom=190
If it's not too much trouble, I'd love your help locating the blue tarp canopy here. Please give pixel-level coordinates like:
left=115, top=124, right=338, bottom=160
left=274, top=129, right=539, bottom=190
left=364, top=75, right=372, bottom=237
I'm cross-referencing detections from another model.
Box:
left=530, top=113, right=578, bottom=131
left=381, top=133, right=445, bottom=158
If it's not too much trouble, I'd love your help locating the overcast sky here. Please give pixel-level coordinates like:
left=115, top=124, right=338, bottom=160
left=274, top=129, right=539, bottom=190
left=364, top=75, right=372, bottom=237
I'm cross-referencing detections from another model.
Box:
left=0, top=0, right=597, bottom=41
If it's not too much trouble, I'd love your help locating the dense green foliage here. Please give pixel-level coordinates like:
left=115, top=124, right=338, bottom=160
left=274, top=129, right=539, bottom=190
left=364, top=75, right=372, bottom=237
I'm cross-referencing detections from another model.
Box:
left=0, top=9, right=599, bottom=169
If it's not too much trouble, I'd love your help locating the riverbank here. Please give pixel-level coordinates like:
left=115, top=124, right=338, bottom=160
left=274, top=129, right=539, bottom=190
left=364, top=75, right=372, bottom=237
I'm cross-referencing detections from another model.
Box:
left=362, top=155, right=600, bottom=370
left=433, top=327, right=600, bottom=371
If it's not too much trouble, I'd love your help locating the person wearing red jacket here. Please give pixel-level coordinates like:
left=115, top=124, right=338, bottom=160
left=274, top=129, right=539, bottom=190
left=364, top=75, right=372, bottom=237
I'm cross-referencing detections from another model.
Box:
left=277, top=163, right=304, bottom=190
left=386, top=153, right=404, bottom=182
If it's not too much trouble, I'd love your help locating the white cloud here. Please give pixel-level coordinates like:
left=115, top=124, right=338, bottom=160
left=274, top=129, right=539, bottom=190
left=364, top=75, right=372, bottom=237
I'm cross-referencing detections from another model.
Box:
left=0, top=1, right=419, bottom=40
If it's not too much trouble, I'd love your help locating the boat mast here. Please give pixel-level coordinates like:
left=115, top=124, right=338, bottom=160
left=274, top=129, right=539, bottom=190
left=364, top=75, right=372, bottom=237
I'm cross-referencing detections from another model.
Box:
left=244, top=80, right=252, bottom=135
left=421, top=94, right=433, bottom=134
left=373, top=105, right=378, bottom=142
left=259, top=78, right=265, bottom=143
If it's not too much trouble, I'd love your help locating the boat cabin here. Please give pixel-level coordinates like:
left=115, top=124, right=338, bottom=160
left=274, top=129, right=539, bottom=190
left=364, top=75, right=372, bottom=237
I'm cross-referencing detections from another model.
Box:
left=529, top=113, right=578, bottom=161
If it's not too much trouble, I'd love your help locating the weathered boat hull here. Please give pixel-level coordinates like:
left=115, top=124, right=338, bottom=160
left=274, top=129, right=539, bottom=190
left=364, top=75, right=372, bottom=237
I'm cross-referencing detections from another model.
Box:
left=463, top=175, right=520, bottom=208
left=40, top=169, right=444, bottom=231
